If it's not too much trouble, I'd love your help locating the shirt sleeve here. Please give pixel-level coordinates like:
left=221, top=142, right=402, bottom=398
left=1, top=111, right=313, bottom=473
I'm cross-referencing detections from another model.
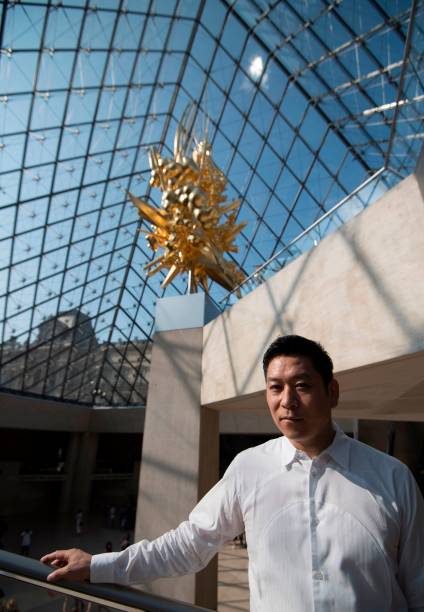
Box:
left=397, top=467, right=424, bottom=609
left=90, top=460, right=244, bottom=585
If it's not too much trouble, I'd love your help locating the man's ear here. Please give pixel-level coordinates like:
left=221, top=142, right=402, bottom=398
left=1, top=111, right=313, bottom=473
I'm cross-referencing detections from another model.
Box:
left=328, top=378, right=339, bottom=408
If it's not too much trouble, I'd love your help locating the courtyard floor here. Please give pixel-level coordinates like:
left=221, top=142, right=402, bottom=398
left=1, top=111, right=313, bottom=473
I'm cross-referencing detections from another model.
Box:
left=0, top=513, right=249, bottom=611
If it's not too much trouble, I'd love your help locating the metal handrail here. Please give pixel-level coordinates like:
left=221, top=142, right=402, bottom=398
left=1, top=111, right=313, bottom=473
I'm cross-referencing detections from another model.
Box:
left=0, top=550, right=211, bottom=612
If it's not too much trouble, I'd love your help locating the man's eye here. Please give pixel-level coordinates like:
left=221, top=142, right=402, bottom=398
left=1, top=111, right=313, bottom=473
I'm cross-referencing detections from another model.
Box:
left=269, top=385, right=281, bottom=391
left=296, top=383, right=310, bottom=390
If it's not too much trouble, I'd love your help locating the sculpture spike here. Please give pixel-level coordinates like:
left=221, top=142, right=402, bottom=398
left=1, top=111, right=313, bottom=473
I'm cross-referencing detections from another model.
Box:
left=129, top=107, right=246, bottom=294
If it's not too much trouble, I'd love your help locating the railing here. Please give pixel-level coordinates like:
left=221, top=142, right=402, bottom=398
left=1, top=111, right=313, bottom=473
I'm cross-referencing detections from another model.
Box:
left=221, top=166, right=397, bottom=308
left=0, top=550, right=211, bottom=612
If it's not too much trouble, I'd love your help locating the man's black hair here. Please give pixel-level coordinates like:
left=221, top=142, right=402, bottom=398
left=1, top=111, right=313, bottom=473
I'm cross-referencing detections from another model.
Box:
left=263, top=334, right=334, bottom=386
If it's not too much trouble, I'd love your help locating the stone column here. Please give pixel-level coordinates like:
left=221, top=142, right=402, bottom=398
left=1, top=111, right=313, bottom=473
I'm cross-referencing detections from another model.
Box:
left=59, top=432, right=81, bottom=514
left=135, top=294, right=220, bottom=609
left=72, top=431, right=98, bottom=514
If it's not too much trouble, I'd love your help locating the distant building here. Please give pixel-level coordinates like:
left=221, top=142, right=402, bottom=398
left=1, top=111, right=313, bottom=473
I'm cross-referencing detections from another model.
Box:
left=0, top=309, right=150, bottom=405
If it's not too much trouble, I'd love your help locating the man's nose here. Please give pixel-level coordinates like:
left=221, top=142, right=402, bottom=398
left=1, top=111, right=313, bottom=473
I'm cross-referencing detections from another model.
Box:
left=280, top=387, right=298, bottom=408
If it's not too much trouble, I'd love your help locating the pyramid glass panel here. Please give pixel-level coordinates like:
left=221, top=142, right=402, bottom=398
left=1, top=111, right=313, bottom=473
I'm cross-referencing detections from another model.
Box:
left=0, top=0, right=423, bottom=405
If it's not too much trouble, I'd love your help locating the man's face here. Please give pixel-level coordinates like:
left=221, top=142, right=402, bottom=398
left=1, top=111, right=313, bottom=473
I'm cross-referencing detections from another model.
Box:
left=265, top=354, right=339, bottom=451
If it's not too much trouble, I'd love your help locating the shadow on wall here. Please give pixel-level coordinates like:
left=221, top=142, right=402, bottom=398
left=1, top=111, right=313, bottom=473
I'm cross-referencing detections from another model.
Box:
left=204, top=172, right=424, bottom=402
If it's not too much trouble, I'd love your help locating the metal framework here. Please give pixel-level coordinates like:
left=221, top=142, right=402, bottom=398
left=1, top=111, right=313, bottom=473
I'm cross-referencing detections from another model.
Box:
left=0, top=0, right=423, bottom=406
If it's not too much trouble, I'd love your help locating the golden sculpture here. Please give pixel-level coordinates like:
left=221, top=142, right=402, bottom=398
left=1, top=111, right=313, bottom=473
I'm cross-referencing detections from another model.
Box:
left=129, top=106, right=246, bottom=293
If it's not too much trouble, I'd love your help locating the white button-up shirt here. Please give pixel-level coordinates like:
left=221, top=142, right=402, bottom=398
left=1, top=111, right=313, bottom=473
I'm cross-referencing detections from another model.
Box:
left=91, top=429, right=424, bottom=611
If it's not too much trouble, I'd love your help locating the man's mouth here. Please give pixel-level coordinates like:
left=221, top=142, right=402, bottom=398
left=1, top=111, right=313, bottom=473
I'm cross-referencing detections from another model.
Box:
left=279, top=416, right=303, bottom=422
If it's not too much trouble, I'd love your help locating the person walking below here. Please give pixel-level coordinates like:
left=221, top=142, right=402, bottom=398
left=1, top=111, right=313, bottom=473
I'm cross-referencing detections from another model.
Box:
left=107, top=506, right=116, bottom=529
left=120, top=533, right=131, bottom=551
left=20, top=529, right=32, bottom=557
left=75, top=510, right=83, bottom=536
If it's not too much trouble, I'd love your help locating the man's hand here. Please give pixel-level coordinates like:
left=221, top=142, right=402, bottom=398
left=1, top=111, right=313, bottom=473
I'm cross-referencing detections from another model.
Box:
left=40, top=548, right=92, bottom=583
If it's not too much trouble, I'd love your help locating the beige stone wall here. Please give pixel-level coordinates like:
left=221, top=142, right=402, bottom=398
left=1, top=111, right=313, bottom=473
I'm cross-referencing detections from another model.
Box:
left=202, top=173, right=424, bottom=415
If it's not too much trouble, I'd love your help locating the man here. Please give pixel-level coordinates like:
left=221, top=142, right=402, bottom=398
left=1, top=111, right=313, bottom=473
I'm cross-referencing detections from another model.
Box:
left=42, top=335, right=424, bottom=611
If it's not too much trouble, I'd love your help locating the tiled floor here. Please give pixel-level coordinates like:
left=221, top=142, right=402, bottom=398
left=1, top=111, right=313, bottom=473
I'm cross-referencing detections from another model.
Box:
left=1, top=513, right=250, bottom=610
left=217, top=546, right=249, bottom=612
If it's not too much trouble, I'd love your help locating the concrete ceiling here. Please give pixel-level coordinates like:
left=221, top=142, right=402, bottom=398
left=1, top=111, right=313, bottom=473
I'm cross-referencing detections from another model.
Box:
left=205, top=351, right=424, bottom=422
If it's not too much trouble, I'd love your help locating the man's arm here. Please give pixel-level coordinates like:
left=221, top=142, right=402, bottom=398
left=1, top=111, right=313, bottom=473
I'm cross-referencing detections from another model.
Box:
left=42, top=459, right=244, bottom=585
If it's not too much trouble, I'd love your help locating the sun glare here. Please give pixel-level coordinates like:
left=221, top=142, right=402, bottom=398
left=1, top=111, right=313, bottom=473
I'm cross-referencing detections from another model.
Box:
left=249, top=55, right=265, bottom=80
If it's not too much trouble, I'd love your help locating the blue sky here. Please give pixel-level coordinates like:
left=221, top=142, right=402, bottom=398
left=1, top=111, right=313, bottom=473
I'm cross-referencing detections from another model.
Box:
left=0, top=0, right=422, bottom=349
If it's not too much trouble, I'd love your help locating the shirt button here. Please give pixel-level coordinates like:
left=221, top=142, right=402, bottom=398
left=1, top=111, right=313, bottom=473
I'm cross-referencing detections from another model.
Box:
left=311, top=519, right=319, bottom=528
left=313, top=571, right=325, bottom=581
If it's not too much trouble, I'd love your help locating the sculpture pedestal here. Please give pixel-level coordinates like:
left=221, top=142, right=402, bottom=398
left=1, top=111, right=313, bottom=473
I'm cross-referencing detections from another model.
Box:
left=135, top=294, right=220, bottom=608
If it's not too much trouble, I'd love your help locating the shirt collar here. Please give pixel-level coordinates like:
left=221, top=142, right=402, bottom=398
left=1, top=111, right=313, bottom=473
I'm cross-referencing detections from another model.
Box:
left=280, top=422, right=351, bottom=470
left=281, top=435, right=299, bottom=467
left=323, top=423, right=351, bottom=470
